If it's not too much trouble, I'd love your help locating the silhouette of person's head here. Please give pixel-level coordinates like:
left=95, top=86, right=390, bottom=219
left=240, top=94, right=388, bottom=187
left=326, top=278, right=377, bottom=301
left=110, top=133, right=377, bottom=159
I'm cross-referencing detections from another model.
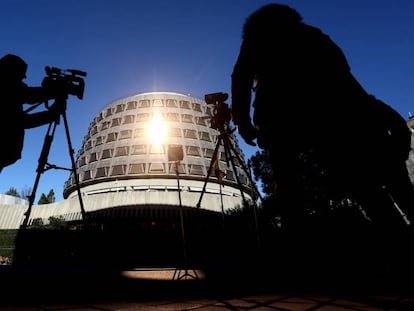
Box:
left=243, top=4, right=302, bottom=41
left=0, top=54, right=28, bottom=82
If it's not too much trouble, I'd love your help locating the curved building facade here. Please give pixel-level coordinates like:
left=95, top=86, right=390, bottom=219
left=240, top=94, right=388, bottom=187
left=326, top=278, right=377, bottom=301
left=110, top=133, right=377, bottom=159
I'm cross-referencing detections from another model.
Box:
left=63, top=92, right=253, bottom=210
left=64, top=91, right=253, bottom=210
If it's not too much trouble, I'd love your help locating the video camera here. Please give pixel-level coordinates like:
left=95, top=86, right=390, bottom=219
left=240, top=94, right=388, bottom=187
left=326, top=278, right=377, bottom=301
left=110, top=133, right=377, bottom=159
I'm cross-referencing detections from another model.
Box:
left=205, top=92, right=232, bottom=130
left=42, top=66, right=87, bottom=100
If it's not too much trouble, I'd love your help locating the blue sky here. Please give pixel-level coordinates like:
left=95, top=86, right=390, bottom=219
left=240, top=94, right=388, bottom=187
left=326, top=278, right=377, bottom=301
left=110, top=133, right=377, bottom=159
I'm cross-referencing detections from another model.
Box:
left=0, top=0, right=413, bottom=202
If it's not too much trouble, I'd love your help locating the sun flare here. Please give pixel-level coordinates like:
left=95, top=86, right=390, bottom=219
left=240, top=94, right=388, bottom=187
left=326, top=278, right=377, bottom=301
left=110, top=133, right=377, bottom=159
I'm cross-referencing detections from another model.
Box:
left=146, top=113, right=168, bottom=145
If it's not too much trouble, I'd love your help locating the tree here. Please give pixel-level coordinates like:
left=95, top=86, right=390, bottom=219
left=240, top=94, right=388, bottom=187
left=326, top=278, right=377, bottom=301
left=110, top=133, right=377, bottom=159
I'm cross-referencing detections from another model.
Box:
left=5, top=187, right=19, bottom=198
left=37, top=193, right=49, bottom=204
left=37, top=189, right=56, bottom=204
left=20, top=185, right=32, bottom=200
left=249, top=150, right=281, bottom=227
left=46, top=189, right=55, bottom=203
left=48, top=216, right=67, bottom=229
left=249, top=150, right=276, bottom=197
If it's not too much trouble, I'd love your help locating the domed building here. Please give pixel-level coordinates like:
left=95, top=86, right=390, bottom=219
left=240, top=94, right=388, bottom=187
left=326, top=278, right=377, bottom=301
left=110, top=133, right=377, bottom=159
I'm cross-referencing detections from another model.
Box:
left=64, top=91, right=253, bottom=213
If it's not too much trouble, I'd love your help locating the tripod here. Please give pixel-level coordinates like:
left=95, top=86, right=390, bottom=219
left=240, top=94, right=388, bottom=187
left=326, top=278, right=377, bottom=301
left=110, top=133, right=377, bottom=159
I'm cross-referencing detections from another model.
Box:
left=21, top=98, right=86, bottom=230
left=196, top=116, right=263, bottom=246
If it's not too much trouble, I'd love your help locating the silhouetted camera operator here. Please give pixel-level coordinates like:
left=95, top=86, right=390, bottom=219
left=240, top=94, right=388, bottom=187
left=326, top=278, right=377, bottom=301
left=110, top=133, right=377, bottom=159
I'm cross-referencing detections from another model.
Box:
left=231, top=4, right=414, bottom=232
left=0, top=54, right=71, bottom=172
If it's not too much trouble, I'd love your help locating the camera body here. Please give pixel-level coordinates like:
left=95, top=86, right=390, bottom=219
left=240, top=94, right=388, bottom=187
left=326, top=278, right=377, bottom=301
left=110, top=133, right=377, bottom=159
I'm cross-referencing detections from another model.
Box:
left=42, top=66, right=87, bottom=100
left=205, top=92, right=232, bottom=130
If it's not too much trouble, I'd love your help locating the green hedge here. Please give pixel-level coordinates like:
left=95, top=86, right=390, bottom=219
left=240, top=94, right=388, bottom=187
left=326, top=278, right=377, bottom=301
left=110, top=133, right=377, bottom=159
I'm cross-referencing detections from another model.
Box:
left=0, top=229, right=18, bottom=259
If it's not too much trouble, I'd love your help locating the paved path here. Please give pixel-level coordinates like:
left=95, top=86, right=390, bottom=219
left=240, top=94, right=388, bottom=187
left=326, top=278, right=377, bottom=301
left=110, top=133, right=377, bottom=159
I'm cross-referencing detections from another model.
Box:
left=1, top=265, right=414, bottom=310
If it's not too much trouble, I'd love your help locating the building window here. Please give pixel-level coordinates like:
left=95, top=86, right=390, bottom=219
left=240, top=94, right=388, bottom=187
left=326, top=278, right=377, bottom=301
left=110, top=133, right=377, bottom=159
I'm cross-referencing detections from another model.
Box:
left=111, top=118, right=121, bottom=127
left=106, top=132, right=118, bottom=142
left=131, top=144, right=146, bottom=155
left=149, top=162, right=165, bottom=173
left=137, top=113, right=150, bottom=122
left=181, top=114, right=193, bottom=123
left=238, top=173, right=249, bottom=185
left=139, top=100, right=151, bottom=108
left=123, top=115, right=135, bottom=124
left=189, top=164, right=204, bottom=176
left=105, top=107, right=114, bottom=118
left=84, top=140, right=93, bottom=150
left=96, top=136, right=104, bottom=145
left=101, top=121, right=110, bottom=131
left=111, top=165, right=125, bottom=176
left=96, top=113, right=103, bottom=122
left=95, top=167, right=108, bottom=178
left=89, top=153, right=98, bottom=162
left=166, top=99, right=178, bottom=108
left=192, top=102, right=202, bottom=112
left=169, top=163, right=185, bottom=174
left=180, top=100, right=190, bottom=109
left=78, top=157, right=86, bottom=166
left=153, top=99, right=163, bottom=107
left=186, top=146, right=201, bottom=156
left=119, top=129, right=132, bottom=140
left=128, top=163, right=145, bottom=174
left=166, top=113, right=179, bottom=122
left=115, top=146, right=129, bottom=157
left=82, top=170, right=91, bottom=181
left=115, top=104, right=125, bottom=113
left=203, top=148, right=215, bottom=158
left=168, top=128, right=181, bottom=137
left=184, top=129, right=197, bottom=139
left=150, top=144, right=164, bottom=154
left=101, top=149, right=113, bottom=159
left=90, top=125, right=98, bottom=136
left=133, top=128, right=146, bottom=137
left=196, top=117, right=206, bottom=126
left=199, top=131, right=211, bottom=141
left=225, top=170, right=235, bottom=181
left=126, top=101, right=137, bottom=110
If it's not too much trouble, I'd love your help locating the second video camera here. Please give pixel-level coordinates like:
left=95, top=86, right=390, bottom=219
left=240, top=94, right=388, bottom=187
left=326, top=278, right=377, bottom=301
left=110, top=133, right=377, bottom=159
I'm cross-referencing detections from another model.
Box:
left=205, top=92, right=231, bottom=130
left=42, top=66, right=87, bottom=100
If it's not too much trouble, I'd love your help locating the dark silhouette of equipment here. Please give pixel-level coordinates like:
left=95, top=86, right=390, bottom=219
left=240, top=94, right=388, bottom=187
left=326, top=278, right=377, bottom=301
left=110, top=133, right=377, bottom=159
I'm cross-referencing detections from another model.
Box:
left=169, top=145, right=198, bottom=280
left=196, top=92, right=262, bottom=243
left=21, top=67, right=87, bottom=230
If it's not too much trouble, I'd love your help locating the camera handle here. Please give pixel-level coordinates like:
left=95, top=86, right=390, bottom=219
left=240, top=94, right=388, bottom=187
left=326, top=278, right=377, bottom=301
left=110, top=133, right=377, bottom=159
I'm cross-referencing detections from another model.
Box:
left=21, top=97, right=86, bottom=229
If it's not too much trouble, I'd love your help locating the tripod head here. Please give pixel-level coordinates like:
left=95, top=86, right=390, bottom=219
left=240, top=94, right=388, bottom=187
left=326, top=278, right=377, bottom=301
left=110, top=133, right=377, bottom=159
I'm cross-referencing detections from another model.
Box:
left=205, top=92, right=232, bottom=133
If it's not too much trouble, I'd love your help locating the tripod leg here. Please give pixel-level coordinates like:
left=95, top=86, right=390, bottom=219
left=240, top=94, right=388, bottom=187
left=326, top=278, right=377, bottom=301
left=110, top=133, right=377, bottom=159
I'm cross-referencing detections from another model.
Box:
left=61, top=112, right=87, bottom=221
left=173, top=161, right=197, bottom=280
left=21, top=122, right=57, bottom=229
left=382, top=185, right=411, bottom=226
left=196, top=135, right=223, bottom=208
left=228, top=141, right=263, bottom=202
left=223, top=135, right=261, bottom=247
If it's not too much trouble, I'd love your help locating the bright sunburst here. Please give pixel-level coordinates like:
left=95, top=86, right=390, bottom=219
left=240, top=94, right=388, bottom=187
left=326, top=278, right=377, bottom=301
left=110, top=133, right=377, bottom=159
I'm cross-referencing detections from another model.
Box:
left=146, top=112, right=168, bottom=145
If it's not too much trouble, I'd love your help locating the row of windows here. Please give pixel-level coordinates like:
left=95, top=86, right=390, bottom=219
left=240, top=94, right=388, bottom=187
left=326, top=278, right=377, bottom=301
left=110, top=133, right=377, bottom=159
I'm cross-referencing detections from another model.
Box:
left=77, top=144, right=236, bottom=166
left=88, top=114, right=211, bottom=136
left=90, top=100, right=208, bottom=125
left=80, top=163, right=203, bottom=180
left=79, top=163, right=242, bottom=182
left=83, top=129, right=215, bottom=151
